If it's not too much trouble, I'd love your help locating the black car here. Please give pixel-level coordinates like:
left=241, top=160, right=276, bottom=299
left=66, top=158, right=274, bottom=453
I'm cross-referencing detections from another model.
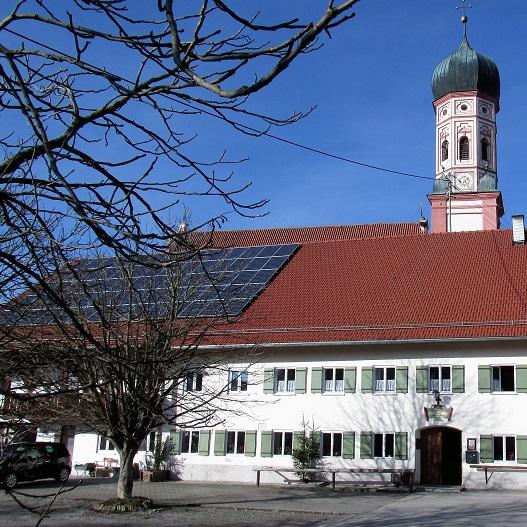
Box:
left=0, top=442, right=72, bottom=489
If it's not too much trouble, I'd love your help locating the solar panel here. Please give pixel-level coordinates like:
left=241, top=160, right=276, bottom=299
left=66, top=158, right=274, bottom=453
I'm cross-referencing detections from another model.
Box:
left=3, top=244, right=299, bottom=324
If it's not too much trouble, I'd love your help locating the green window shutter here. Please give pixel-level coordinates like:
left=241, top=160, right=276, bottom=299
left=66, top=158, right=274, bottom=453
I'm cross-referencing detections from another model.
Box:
left=416, top=366, right=428, bottom=393
left=395, top=432, right=408, bottom=460
left=479, top=435, right=493, bottom=463
left=516, top=366, right=527, bottom=393
left=260, top=431, right=273, bottom=458
left=478, top=366, right=491, bottom=393
left=214, top=430, right=226, bottom=456
left=198, top=430, right=210, bottom=456
left=311, top=367, right=323, bottom=393
left=170, top=430, right=181, bottom=455
left=360, top=432, right=373, bottom=459
left=452, top=366, right=465, bottom=393
left=361, top=367, right=373, bottom=394
left=517, top=436, right=527, bottom=464
left=245, top=430, right=257, bottom=457
left=293, top=430, right=303, bottom=451
left=263, top=368, right=275, bottom=394
left=295, top=368, right=307, bottom=394
left=396, top=367, right=408, bottom=393
left=342, top=431, right=355, bottom=459
left=344, top=367, right=356, bottom=393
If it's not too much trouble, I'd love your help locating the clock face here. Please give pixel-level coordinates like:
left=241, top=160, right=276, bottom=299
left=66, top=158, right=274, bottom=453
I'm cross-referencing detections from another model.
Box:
left=456, top=174, right=473, bottom=191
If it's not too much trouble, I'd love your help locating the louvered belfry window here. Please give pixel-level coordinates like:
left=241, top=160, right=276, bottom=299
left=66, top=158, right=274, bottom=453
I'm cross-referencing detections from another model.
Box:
left=441, top=140, right=449, bottom=161
left=481, top=138, right=490, bottom=162
left=459, top=136, right=470, bottom=160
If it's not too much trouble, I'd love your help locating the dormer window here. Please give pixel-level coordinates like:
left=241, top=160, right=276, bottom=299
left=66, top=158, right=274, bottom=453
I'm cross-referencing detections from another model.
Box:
left=481, top=138, right=490, bottom=162
left=441, top=140, right=449, bottom=162
left=459, top=136, right=470, bottom=160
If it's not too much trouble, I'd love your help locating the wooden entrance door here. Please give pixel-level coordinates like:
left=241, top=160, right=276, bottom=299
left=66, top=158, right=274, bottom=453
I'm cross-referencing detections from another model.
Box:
left=420, top=427, right=461, bottom=485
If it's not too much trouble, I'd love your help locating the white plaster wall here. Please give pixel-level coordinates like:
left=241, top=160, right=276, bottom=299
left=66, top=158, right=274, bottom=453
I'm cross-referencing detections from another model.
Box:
left=70, top=340, right=527, bottom=489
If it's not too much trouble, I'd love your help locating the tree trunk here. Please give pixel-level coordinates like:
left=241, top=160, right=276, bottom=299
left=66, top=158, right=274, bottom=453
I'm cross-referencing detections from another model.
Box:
left=117, top=446, right=137, bottom=499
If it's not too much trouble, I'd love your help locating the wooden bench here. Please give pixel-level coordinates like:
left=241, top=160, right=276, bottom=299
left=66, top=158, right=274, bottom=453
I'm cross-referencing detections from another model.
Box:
left=253, top=467, right=415, bottom=491
left=470, top=464, right=527, bottom=484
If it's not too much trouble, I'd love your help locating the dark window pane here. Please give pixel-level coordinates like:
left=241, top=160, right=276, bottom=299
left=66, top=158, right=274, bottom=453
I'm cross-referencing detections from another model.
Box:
left=273, top=432, right=283, bottom=455
left=387, top=368, right=396, bottom=380
left=506, top=436, right=516, bottom=461
left=241, top=372, right=248, bottom=391
left=374, top=434, right=383, bottom=457
left=230, top=371, right=239, bottom=391
left=182, top=431, right=190, bottom=453
left=195, top=373, right=203, bottom=391
left=375, top=369, right=384, bottom=382
left=325, top=369, right=333, bottom=381
left=335, top=369, right=344, bottom=381
left=429, top=367, right=439, bottom=381
left=333, top=433, right=342, bottom=457
left=276, top=369, right=285, bottom=382
left=237, top=432, right=245, bottom=454
left=385, top=434, right=394, bottom=457
left=227, top=431, right=236, bottom=454
left=493, top=436, right=503, bottom=461
left=287, top=369, right=295, bottom=382
left=322, top=433, right=332, bottom=457
left=442, top=140, right=449, bottom=161
left=460, top=136, right=470, bottom=160
left=501, top=367, right=515, bottom=391
left=186, top=375, right=193, bottom=391
left=191, top=432, right=199, bottom=453
left=482, top=138, right=489, bottom=162
left=441, top=367, right=451, bottom=380
left=284, top=432, right=293, bottom=455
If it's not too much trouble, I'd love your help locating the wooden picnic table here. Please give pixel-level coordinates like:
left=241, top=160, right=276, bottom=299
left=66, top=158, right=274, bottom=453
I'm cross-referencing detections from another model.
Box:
left=253, top=466, right=415, bottom=491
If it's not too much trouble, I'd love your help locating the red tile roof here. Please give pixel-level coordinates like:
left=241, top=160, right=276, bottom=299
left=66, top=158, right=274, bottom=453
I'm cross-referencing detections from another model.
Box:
left=202, top=227, right=527, bottom=345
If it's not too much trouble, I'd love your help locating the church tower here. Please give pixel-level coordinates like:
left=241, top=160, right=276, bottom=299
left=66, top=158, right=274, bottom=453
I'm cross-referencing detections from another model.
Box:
left=428, top=15, right=503, bottom=232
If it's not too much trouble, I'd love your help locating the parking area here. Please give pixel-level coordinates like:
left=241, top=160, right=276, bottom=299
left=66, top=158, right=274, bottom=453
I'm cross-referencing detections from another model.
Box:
left=2, top=478, right=527, bottom=527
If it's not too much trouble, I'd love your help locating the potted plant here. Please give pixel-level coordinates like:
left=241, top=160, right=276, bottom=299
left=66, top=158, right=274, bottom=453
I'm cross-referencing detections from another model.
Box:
left=142, top=435, right=175, bottom=482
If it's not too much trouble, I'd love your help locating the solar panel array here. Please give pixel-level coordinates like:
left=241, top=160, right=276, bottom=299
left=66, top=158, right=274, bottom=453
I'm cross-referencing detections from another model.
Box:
left=5, top=244, right=299, bottom=324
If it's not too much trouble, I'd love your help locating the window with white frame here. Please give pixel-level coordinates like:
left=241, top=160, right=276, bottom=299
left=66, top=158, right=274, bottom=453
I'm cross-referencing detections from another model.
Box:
left=273, top=431, right=293, bottom=455
left=374, top=367, right=396, bottom=393
left=147, top=431, right=158, bottom=451
left=226, top=431, right=245, bottom=454
left=493, top=435, right=515, bottom=461
left=429, top=366, right=452, bottom=393
left=185, top=371, right=203, bottom=392
left=321, top=432, right=343, bottom=457
left=373, top=433, right=394, bottom=458
left=229, top=370, right=248, bottom=392
left=181, top=430, right=200, bottom=454
left=324, top=368, right=344, bottom=392
left=492, top=366, right=515, bottom=392
left=276, top=368, right=295, bottom=392
left=98, top=435, right=115, bottom=451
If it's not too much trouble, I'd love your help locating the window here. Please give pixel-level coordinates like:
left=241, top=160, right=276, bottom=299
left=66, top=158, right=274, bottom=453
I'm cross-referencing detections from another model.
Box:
left=374, top=367, right=396, bottom=393
left=493, top=436, right=516, bottom=461
left=276, top=368, right=295, bottom=392
left=229, top=370, right=248, bottom=392
left=459, top=136, right=470, bottom=160
left=273, top=431, right=293, bottom=455
left=147, top=431, right=158, bottom=451
left=321, top=432, right=343, bottom=457
left=324, top=368, right=344, bottom=392
left=181, top=430, right=200, bottom=454
left=481, top=138, right=490, bottom=162
left=429, top=366, right=451, bottom=393
left=492, top=366, right=515, bottom=392
left=373, top=433, right=394, bottom=458
left=441, top=140, right=449, bottom=161
left=226, top=431, right=245, bottom=454
left=185, top=371, right=203, bottom=392
left=99, top=435, right=115, bottom=451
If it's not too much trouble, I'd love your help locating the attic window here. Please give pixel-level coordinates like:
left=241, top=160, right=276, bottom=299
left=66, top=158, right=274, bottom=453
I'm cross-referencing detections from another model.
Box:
left=481, top=138, right=490, bottom=162
left=459, top=136, right=470, bottom=161
left=441, top=140, right=449, bottom=162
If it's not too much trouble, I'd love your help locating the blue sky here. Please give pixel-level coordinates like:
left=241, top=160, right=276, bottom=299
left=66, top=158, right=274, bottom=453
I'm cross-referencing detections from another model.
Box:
left=185, top=0, right=527, bottom=232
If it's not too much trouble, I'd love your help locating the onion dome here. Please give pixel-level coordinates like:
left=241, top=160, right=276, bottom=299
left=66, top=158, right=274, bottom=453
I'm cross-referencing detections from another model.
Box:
left=432, top=27, right=500, bottom=102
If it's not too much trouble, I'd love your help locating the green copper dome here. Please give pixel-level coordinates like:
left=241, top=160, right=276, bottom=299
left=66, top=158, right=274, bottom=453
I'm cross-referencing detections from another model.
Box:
left=432, top=34, right=500, bottom=101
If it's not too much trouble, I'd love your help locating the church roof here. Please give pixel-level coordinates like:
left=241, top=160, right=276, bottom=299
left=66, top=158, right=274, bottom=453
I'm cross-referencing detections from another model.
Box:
left=203, top=226, right=527, bottom=346
left=432, top=34, right=500, bottom=101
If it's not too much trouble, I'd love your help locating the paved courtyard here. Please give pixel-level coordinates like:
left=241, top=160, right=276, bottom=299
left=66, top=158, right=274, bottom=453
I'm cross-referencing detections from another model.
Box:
left=2, top=478, right=527, bottom=526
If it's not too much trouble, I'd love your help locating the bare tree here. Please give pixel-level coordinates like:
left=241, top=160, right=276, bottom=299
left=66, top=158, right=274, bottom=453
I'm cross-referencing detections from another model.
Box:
left=0, top=0, right=359, bottom=308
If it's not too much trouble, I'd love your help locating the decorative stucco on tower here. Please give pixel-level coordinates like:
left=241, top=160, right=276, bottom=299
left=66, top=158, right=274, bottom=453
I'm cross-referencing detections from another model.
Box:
left=428, top=19, right=504, bottom=233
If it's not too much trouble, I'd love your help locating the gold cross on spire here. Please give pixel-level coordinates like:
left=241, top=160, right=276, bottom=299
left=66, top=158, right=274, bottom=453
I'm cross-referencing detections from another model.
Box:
left=457, top=0, right=472, bottom=23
